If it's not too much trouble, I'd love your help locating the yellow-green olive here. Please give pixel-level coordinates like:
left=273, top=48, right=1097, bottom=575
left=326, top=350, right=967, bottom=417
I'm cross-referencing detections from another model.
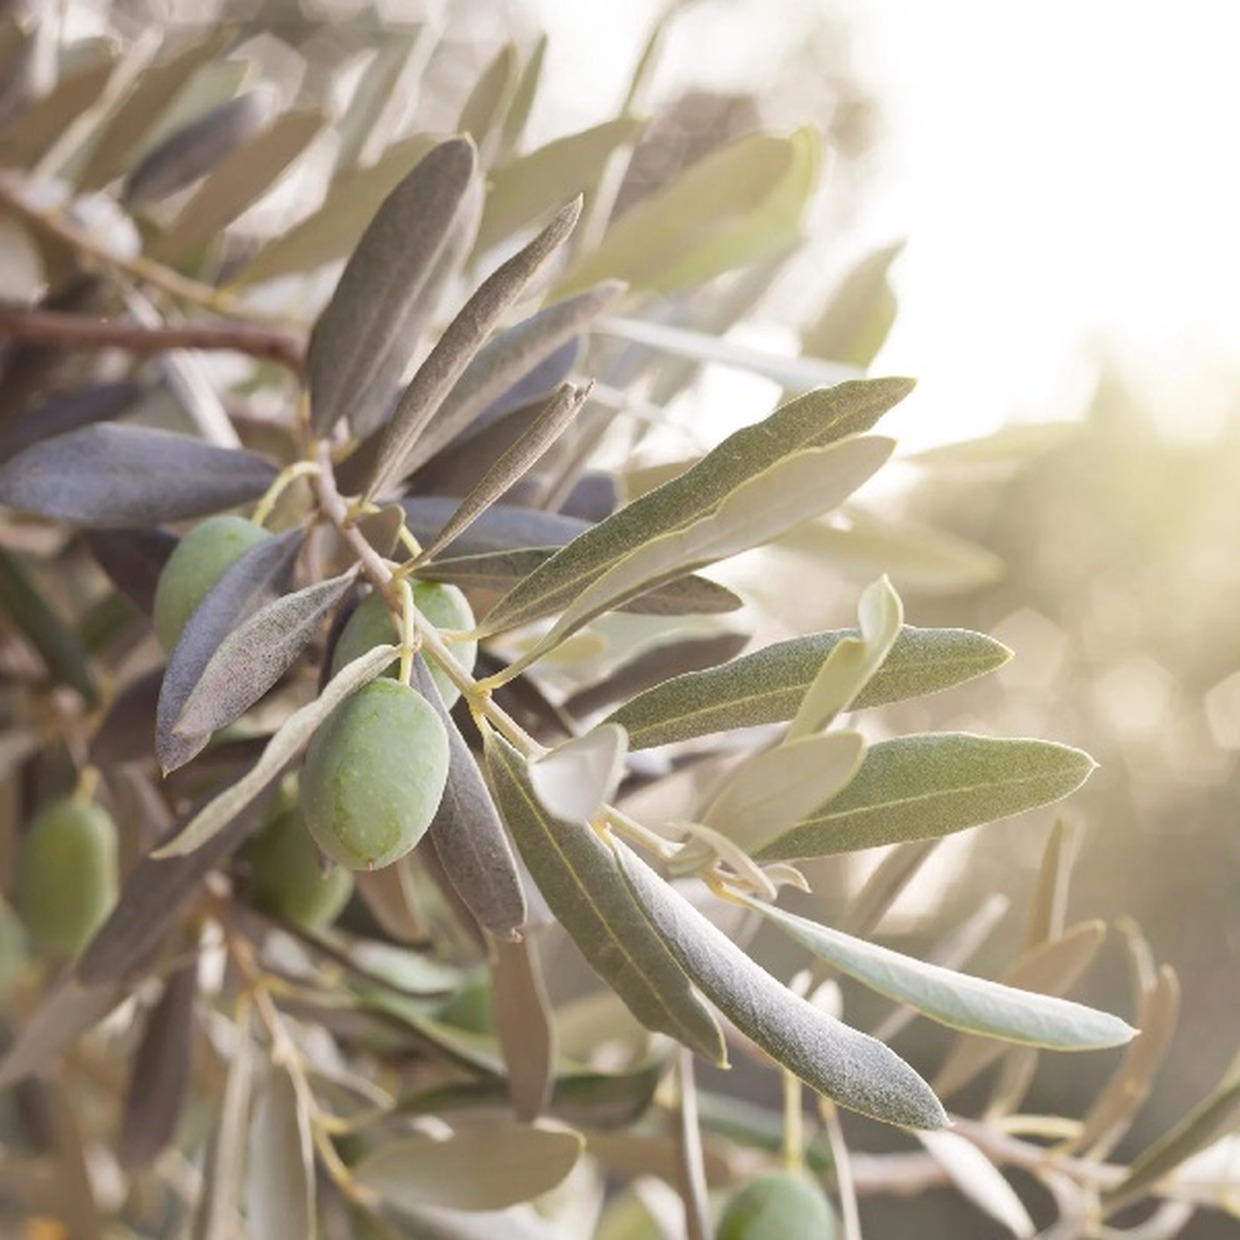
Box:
left=241, top=806, right=353, bottom=929
left=16, top=798, right=118, bottom=958
left=717, top=1171, right=838, bottom=1240
left=300, top=679, right=450, bottom=870
left=152, top=514, right=271, bottom=650
left=330, top=582, right=477, bottom=707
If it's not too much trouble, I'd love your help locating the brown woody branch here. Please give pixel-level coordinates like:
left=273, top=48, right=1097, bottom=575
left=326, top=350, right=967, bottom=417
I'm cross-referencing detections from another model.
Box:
left=0, top=305, right=307, bottom=376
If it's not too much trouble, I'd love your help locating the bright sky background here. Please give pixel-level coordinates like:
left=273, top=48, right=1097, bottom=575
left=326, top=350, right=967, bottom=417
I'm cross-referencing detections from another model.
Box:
left=526, top=0, right=1240, bottom=449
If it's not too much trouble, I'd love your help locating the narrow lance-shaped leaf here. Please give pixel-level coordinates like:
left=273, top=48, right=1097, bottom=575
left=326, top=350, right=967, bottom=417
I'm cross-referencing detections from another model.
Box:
left=915, top=1129, right=1035, bottom=1240
left=607, top=625, right=1010, bottom=749
left=758, top=734, right=1097, bottom=861
left=0, top=379, right=143, bottom=462
left=156, top=528, right=303, bottom=774
left=612, top=841, right=947, bottom=1129
left=456, top=42, right=519, bottom=157
left=307, top=137, right=477, bottom=438
left=152, top=644, right=398, bottom=859
left=124, top=87, right=277, bottom=206
left=413, top=383, right=591, bottom=565
left=356, top=196, right=584, bottom=502
left=802, top=241, right=905, bottom=368
left=119, top=960, right=198, bottom=1170
left=245, top=1064, right=314, bottom=1240
left=0, top=424, right=277, bottom=526
left=413, top=658, right=526, bottom=942
left=353, top=1121, right=584, bottom=1213
left=750, top=898, right=1134, bottom=1051
left=932, top=923, right=1109, bottom=1098
left=786, top=573, right=902, bottom=741
left=173, top=568, right=358, bottom=741
left=475, top=377, right=914, bottom=639
left=671, top=731, right=866, bottom=874
left=406, top=281, right=622, bottom=472
left=483, top=730, right=726, bottom=1064
left=492, top=435, right=894, bottom=682
left=489, top=937, right=555, bottom=1121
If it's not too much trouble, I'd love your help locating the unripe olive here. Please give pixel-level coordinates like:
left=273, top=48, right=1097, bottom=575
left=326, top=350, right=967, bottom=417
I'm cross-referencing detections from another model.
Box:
left=330, top=582, right=477, bottom=707
left=152, top=514, right=271, bottom=650
left=717, top=1171, right=838, bottom=1240
left=300, top=679, right=450, bottom=870
left=16, top=798, right=118, bottom=958
left=241, top=806, right=353, bottom=929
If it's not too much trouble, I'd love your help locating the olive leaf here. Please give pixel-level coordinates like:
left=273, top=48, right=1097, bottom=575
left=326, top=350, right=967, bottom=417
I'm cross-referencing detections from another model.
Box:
left=613, top=841, right=947, bottom=1129
left=489, top=434, right=894, bottom=680
left=0, top=424, right=278, bottom=526
left=758, top=734, right=1097, bottom=861
left=83, top=527, right=177, bottom=615
left=750, top=898, right=1134, bottom=1050
left=307, top=137, right=478, bottom=438
left=124, top=87, right=277, bottom=206
left=353, top=1121, right=584, bottom=1213
left=245, top=1064, right=314, bottom=1240
left=483, top=730, right=726, bottom=1064
left=152, top=643, right=398, bottom=859
left=413, top=658, right=526, bottom=943
left=403, top=281, right=622, bottom=474
left=171, top=567, right=358, bottom=741
left=489, top=937, right=555, bottom=1120
left=802, top=241, right=905, bottom=368
left=119, top=961, right=197, bottom=1170
left=411, top=383, right=592, bottom=565
left=474, top=378, right=913, bottom=639
left=606, top=625, right=1010, bottom=749
left=527, top=723, right=628, bottom=824
left=156, top=528, right=303, bottom=774
left=0, top=379, right=142, bottom=462
left=353, top=196, right=584, bottom=501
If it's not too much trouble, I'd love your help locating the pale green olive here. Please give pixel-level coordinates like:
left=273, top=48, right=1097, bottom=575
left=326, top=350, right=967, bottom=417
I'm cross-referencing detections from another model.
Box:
left=241, top=806, right=353, bottom=929
left=330, top=581, right=477, bottom=707
left=717, top=1171, right=838, bottom=1240
left=152, top=514, right=271, bottom=650
left=300, top=679, right=450, bottom=870
left=16, top=798, right=118, bottom=958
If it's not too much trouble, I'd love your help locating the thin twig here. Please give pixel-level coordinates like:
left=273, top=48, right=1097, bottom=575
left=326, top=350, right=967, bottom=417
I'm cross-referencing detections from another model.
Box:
left=0, top=305, right=306, bottom=375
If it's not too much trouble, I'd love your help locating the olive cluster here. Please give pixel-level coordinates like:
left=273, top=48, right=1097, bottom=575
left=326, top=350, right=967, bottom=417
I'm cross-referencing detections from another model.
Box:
left=158, top=516, right=477, bottom=914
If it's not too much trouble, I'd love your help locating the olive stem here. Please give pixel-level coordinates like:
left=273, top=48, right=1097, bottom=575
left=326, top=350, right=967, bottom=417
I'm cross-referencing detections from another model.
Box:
left=311, top=446, right=542, bottom=757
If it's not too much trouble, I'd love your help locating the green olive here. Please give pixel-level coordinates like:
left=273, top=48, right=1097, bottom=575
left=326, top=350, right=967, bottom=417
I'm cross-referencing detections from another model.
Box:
left=16, top=798, right=118, bottom=958
left=152, top=514, right=271, bottom=650
left=300, top=679, right=450, bottom=870
left=717, top=1171, right=838, bottom=1240
left=241, top=806, right=353, bottom=929
left=330, top=582, right=477, bottom=707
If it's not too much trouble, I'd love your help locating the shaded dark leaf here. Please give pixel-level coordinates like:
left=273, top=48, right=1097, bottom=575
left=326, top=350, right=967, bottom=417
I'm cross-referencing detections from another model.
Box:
left=119, top=960, right=198, bottom=1170
left=83, top=526, right=176, bottom=615
left=483, top=730, right=725, bottom=1063
left=559, top=470, right=618, bottom=523
left=414, top=658, right=526, bottom=942
left=613, top=841, right=947, bottom=1129
left=565, top=632, right=749, bottom=719
left=0, top=424, right=278, bottom=526
left=354, top=197, right=584, bottom=501
left=307, top=137, right=478, bottom=438
left=608, top=626, right=1012, bottom=750
left=402, top=497, right=592, bottom=556
left=88, top=666, right=162, bottom=767
left=173, top=568, right=357, bottom=741
left=156, top=528, right=303, bottom=773
left=412, top=384, right=592, bottom=565
left=0, top=379, right=143, bottom=462
left=406, top=282, right=621, bottom=473
left=0, top=546, right=96, bottom=703
left=123, top=87, right=275, bottom=206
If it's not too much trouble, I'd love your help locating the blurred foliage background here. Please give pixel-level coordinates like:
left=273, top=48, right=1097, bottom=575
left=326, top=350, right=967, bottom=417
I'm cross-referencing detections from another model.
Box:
left=1, top=0, right=1238, bottom=1235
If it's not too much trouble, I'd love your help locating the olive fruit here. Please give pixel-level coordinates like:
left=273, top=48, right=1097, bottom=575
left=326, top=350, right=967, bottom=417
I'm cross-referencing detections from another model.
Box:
left=717, top=1171, right=838, bottom=1240
left=300, top=679, right=450, bottom=870
left=241, top=806, right=353, bottom=929
left=152, top=514, right=271, bottom=650
left=330, top=582, right=477, bottom=707
left=16, top=798, right=118, bottom=958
